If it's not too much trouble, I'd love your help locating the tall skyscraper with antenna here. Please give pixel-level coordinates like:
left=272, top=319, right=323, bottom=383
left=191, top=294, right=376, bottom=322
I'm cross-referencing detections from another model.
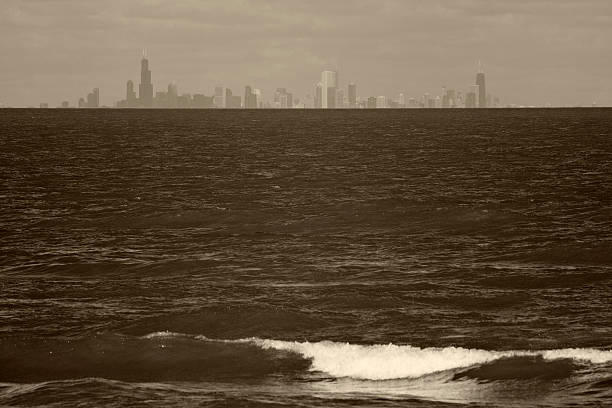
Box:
left=476, top=61, right=486, bottom=108
left=139, top=50, right=153, bottom=107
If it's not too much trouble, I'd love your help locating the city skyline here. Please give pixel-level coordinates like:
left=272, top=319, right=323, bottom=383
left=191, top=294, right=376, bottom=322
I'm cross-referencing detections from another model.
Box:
left=34, top=53, right=502, bottom=109
left=3, top=52, right=607, bottom=109
left=1, top=1, right=611, bottom=107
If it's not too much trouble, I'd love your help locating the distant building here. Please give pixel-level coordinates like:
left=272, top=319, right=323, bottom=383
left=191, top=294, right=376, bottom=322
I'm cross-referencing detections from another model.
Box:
left=177, top=94, right=191, bottom=108
left=455, top=91, right=464, bottom=107
left=398, top=93, right=406, bottom=108
left=225, top=88, right=232, bottom=108
left=214, top=86, right=225, bottom=108
left=376, top=96, right=386, bottom=108
left=154, top=91, right=167, bottom=107
left=244, top=86, right=258, bottom=108
left=231, top=96, right=242, bottom=108
left=167, top=83, right=178, bottom=108
left=434, top=96, right=441, bottom=108
left=139, top=53, right=153, bottom=107
left=441, top=87, right=449, bottom=108
left=193, top=93, right=214, bottom=108
left=274, top=88, right=293, bottom=108
left=78, top=98, right=87, bottom=108
left=87, top=88, right=99, bottom=108
left=321, top=70, right=337, bottom=108
left=253, top=88, right=263, bottom=108
left=465, top=93, right=475, bottom=108
left=61, top=101, right=69, bottom=108
left=465, top=85, right=479, bottom=108
left=39, top=103, right=48, bottom=109
left=336, top=89, right=345, bottom=108
left=446, top=89, right=456, bottom=108
left=348, top=83, right=357, bottom=108
left=367, top=96, right=376, bottom=108
left=314, top=82, right=323, bottom=108
left=476, top=62, right=486, bottom=108
left=228, top=93, right=241, bottom=109
left=126, top=80, right=137, bottom=107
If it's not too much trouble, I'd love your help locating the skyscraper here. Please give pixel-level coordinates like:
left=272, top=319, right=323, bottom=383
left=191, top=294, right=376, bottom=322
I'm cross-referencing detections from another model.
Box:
left=167, top=82, right=178, bottom=108
left=192, top=94, right=214, bottom=108
left=441, top=87, right=449, bottom=108
left=273, top=88, right=293, bottom=108
left=87, top=88, right=99, bottom=108
left=447, top=89, right=456, bottom=108
left=214, top=86, right=225, bottom=108
left=224, top=88, right=241, bottom=108
left=476, top=61, right=486, bottom=108
left=348, top=83, right=357, bottom=108
left=126, top=80, right=137, bottom=107
left=139, top=52, right=153, bottom=107
left=321, top=70, right=338, bottom=108
left=253, top=88, right=263, bottom=108
left=466, top=85, right=479, bottom=108
left=244, top=86, right=258, bottom=108
left=314, top=82, right=323, bottom=108
left=336, top=89, right=344, bottom=108
left=434, top=96, right=441, bottom=108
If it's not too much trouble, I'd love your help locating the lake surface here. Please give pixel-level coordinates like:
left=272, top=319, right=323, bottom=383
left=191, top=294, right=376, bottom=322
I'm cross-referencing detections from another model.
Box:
left=1, top=108, right=611, bottom=407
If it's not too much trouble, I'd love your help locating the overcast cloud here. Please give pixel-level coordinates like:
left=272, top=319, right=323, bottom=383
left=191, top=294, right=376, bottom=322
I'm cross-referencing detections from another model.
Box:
left=1, top=0, right=611, bottom=106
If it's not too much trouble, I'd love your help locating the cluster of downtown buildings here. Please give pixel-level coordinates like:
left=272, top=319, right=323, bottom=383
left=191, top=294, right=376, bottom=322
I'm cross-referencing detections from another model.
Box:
left=56, top=55, right=500, bottom=109
left=312, top=66, right=495, bottom=109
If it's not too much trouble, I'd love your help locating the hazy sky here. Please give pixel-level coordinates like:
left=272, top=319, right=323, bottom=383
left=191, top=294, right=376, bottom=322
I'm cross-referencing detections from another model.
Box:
left=1, top=0, right=611, bottom=107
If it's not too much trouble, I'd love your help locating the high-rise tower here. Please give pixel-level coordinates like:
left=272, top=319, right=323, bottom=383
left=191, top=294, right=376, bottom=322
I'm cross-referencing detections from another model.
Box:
left=321, top=70, right=338, bottom=108
left=126, top=80, right=137, bottom=107
left=87, top=88, right=99, bottom=108
left=476, top=61, right=486, bottom=108
left=348, top=83, right=357, bottom=108
left=314, top=82, right=323, bottom=108
left=139, top=50, right=153, bottom=107
left=214, top=86, right=225, bottom=108
left=244, top=86, right=258, bottom=108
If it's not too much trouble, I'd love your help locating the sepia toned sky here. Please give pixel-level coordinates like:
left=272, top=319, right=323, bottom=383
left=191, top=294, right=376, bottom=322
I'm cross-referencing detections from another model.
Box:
left=1, top=0, right=611, bottom=106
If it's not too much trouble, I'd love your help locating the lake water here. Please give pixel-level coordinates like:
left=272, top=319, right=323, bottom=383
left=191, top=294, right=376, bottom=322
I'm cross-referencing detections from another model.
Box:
left=1, top=108, right=611, bottom=407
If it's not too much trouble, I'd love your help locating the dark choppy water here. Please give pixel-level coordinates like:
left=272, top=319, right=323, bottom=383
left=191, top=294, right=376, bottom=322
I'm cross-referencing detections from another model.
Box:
left=1, top=108, right=611, bottom=407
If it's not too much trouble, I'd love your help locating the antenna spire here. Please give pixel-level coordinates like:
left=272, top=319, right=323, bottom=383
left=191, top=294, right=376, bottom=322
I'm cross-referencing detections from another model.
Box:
left=478, top=60, right=483, bottom=73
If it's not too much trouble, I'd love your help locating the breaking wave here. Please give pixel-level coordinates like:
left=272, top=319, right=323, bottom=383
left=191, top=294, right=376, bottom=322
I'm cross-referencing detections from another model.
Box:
left=147, top=332, right=612, bottom=381
left=3, top=332, right=609, bottom=384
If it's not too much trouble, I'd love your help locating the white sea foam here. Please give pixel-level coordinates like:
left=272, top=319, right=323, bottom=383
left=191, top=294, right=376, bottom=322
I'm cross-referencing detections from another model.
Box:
left=541, top=348, right=612, bottom=365
left=252, top=340, right=512, bottom=380
left=144, top=333, right=612, bottom=380
left=246, top=339, right=612, bottom=380
left=142, top=331, right=187, bottom=339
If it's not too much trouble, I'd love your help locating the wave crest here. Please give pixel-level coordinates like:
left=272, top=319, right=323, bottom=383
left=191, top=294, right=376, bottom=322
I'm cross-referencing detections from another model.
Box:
left=236, top=337, right=611, bottom=380
left=254, top=339, right=506, bottom=380
left=143, top=332, right=612, bottom=381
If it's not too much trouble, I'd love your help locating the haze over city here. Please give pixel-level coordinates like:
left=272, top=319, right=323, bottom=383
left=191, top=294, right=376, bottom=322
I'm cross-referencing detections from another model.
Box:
left=1, top=0, right=611, bottom=107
